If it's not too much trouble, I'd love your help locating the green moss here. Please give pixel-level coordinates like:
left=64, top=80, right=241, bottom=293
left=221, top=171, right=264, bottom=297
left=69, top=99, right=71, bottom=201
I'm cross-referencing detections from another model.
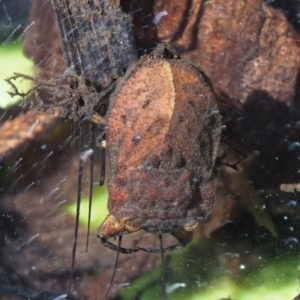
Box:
left=236, top=258, right=299, bottom=300
left=0, top=43, right=33, bottom=108
left=120, top=264, right=162, bottom=300
left=120, top=243, right=300, bottom=300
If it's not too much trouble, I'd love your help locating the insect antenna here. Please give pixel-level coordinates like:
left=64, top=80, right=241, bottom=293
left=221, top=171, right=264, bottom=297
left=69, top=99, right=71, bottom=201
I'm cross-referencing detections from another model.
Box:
left=86, top=122, right=95, bottom=253
left=71, top=119, right=75, bottom=151
left=105, top=235, right=122, bottom=298
left=99, top=124, right=106, bottom=186
left=159, top=234, right=165, bottom=271
left=159, top=234, right=167, bottom=300
left=69, top=118, right=85, bottom=289
left=100, top=143, right=106, bottom=186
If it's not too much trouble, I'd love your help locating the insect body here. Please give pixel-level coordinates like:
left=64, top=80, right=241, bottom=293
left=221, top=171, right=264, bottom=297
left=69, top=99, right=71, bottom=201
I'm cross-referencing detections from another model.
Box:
left=98, top=44, right=222, bottom=253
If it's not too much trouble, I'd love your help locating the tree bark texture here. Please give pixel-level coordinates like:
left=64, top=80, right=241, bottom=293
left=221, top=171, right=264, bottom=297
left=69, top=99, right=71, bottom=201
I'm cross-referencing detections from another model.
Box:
left=51, top=0, right=137, bottom=91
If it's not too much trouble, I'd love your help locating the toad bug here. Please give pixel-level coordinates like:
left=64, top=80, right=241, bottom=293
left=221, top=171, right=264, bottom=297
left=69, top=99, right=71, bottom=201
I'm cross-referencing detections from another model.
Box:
left=98, top=43, right=222, bottom=256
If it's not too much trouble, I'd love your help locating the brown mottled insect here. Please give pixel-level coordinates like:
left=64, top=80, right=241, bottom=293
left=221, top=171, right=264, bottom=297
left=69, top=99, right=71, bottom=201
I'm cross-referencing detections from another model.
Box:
left=97, top=43, right=222, bottom=295
left=98, top=43, right=221, bottom=248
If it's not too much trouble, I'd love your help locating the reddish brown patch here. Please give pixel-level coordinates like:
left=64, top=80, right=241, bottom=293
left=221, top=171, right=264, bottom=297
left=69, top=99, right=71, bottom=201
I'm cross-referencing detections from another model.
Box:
left=98, top=43, right=222, bottom=252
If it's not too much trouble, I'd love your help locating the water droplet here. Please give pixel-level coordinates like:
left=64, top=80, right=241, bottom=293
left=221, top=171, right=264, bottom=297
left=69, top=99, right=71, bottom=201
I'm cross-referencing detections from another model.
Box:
left=289, top=141, right=300, bottom=151
left=80, top=149, right=94, bottom=161
left=153, top=10, right=168, bottom=25
left=166, top=283, right=186, bottom=294
left=283, top=237, right=299, bottom=246
left=287, top=200, right=297, bottom=207
left=192, top=177, right=200, bottom=183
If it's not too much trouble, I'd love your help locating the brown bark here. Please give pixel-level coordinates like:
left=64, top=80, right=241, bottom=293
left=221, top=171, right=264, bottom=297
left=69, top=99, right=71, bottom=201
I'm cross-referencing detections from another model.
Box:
left=51, top=0, right=137, bottom=91
left=154, top=0, right=300, bottom=105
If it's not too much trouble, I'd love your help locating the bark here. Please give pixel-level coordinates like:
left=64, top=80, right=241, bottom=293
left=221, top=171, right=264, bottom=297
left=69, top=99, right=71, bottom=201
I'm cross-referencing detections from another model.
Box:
left=51, top=0, right=137, bottom=91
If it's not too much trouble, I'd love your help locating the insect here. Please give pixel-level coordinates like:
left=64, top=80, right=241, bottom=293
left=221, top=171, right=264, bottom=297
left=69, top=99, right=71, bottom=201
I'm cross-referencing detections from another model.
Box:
left=97, top=43, right=222, bottom=296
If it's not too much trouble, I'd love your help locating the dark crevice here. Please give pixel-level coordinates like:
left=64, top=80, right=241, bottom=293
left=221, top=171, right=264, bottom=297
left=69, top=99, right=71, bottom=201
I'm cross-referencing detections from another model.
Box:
left=293, top=67, right=300, bottom=108
left=264, top=0, right=300, bottom=33
left=120, top=0, right=132, bottom=13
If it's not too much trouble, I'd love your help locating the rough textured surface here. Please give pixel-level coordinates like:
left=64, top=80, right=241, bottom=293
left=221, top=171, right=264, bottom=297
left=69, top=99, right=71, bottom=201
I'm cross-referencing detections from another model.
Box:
left=51, top=0, right=137, bottom=91
left=194, top=0, right=300, bottom=105
left=99, top=44, right=221, bottom=253
left=153, top=0, right=300, bottom=105
left=154, top=0, right=203, bottom=50
left=0, top=109, right=61, bottom=161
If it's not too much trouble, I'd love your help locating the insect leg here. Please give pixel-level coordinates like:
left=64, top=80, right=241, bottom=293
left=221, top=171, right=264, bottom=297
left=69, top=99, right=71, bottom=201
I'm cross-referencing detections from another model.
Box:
left=99, top=128, right=106, bottom=186
left=159, top=234, right=165, bottom=270
left=105, top=235, right=122, bottom=299
left=71, top=118, right=75, bottom=151
left=69, top=118, right=85, bottom=289
left=85, top=122, right=95, bottom=253
left=97, top=215, right=139, bottom=253
left=159, top=234, right=167, bottom=300
left=91, top=113, right=107, bottom=186
left=97, top=234, right=139, bottom=254
left=139, top=229, right=193, bottom=253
